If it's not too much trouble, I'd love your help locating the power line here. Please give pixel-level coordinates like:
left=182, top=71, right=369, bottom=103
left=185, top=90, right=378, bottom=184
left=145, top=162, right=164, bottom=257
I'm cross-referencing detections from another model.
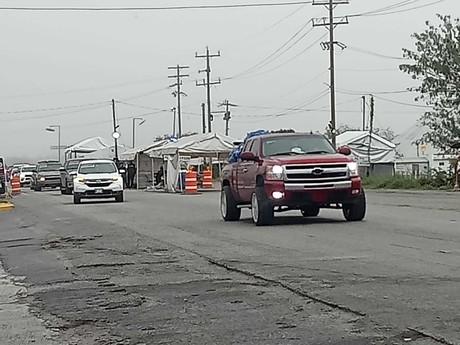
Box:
left=349, top=0, right=445, bottom=18
left=347, top=46, right=405, bottom=60
left=335, top=87, right=411, bottom=95
left=0, top=2, right=314, bottom=11
left=0, top=101, right=108, bottom=115
left=373, top=95, right=432, bottom=108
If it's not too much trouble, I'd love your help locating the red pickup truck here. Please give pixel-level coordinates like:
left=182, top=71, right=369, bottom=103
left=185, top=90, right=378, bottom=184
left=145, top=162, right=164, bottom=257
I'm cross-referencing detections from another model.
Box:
left=220, top=132, right=366, bottom=225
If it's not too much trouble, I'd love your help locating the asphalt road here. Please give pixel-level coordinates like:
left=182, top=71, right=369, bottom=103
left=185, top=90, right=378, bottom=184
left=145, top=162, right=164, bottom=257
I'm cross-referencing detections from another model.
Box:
left=0, top=188, right=459, bottom=344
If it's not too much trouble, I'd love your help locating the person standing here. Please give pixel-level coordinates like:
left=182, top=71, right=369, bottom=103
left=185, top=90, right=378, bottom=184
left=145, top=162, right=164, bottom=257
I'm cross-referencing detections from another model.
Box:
left=127, top=161, right=136, bottom=189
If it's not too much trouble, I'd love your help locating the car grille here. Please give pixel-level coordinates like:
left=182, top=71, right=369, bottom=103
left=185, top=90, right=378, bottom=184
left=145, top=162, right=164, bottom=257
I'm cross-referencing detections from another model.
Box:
left=85, top=179, right=112, bottom=188
left=284, top=163, right=349, bottom=186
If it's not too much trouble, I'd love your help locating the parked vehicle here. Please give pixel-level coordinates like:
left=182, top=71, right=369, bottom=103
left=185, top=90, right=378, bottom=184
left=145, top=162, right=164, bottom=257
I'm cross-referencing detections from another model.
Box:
left=30, top=160, right=62, bottom=191
left=60, top=158, right=96, bottom=195
left=19, top=165, right=36, bottom=187
left=73, top=159, right=124, bottom=204
left=220, top=132, right=366, bottom=226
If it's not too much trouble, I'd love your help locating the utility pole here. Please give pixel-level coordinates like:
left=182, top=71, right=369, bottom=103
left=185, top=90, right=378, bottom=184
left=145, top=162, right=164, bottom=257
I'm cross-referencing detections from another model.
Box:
left=367, top=95, right=375, bottom=177
left=201, top=103, right=206, bottom=134
left=218, top=100, right=237, bottom=136
left=196, top=47, right=221, bottom=133
left=168, top=65, right=189, bottom=138
left=111, top=99, right=119, bottom=161
left=313, top=0, right=349, bottom=147
left=362, top=95, right=366, bottom=130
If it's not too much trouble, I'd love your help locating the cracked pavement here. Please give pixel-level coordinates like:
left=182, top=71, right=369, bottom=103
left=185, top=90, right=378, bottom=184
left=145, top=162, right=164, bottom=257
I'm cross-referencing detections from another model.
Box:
left=0, top=189, right=459, bottom=344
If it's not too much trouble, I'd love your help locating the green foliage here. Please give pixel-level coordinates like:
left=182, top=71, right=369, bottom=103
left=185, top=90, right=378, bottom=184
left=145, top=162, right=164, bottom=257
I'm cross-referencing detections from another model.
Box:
left=362, top=167, right=457, bottom=190
left=400, top=14, right=460, bottom=151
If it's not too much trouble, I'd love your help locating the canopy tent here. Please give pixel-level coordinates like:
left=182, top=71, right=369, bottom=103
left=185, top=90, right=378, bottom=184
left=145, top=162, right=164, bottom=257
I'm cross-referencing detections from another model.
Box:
left=119, top=140, right=169, bottom=189
left=337, top=131, right=397, bottom=172
left=145, top=133, right=236, bottom=192
left=65, top=137, right=125, bottom=160
left=146, top=132, right=236, bottom=158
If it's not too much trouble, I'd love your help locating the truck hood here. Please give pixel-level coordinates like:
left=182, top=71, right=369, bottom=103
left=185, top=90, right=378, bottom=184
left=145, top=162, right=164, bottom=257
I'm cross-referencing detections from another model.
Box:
left=263, top=153, right=354, bottom=165
left=37, top=171, right=61, bottom=177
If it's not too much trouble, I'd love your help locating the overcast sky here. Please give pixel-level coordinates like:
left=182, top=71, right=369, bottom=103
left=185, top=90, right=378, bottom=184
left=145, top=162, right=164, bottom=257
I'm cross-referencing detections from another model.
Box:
left=1, top=0, right=457, bottom=161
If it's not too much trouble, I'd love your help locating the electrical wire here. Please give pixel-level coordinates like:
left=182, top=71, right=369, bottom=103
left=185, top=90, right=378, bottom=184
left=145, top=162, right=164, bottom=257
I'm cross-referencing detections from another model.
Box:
left=0, top=101, right=109, bottom=115
left=349, top=0, right=445, bottom=18
left=373, top=95, right=432, bottom=108
left=336, top=87, right=411, bottom=96
left=0, top=2, right=313, bottom=11
left=347, top=46, right=405, bottom=61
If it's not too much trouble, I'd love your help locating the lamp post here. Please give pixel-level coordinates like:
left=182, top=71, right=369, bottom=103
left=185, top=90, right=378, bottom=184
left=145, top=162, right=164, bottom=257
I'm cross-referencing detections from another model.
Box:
left=46, top=125, right=61, bottom=162
left=132, top=117, right=145, bottom=148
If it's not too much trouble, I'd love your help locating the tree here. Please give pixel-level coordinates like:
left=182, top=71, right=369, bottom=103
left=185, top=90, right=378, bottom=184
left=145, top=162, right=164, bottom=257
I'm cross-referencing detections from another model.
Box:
left=400, top=14, right=460, bottom=151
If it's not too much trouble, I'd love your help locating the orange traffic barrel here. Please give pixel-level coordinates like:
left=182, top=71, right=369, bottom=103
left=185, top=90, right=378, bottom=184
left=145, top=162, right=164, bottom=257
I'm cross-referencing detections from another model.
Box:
left=202, top=168, right=213, bottom=188
left=11, top=175, right=21, bottom=195
left=184, top=171, right=198, bottom=194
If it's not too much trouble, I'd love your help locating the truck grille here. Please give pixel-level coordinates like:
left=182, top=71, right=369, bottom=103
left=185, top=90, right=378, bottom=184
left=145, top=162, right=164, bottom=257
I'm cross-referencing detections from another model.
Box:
left=283, top=163, right=350, bottom=190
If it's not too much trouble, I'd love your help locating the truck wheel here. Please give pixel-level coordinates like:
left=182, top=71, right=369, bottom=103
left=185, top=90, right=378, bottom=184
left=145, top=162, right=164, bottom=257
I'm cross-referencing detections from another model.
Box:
left=115, top=193, right=124, bottom=203
left=251, top=188, right=274, bottom=226
left=343, top=191, right=366, bottom=221
left=220, top=186, right=241, bottom=221
left=73, top=193, right=81, bottom=204
left=301, top=206, right=320, bottom=217
left=34, top=185, right=42, bottom=192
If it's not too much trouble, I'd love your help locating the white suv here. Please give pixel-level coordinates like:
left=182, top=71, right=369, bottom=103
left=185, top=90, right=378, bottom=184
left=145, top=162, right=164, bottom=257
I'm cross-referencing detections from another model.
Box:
left=73, top=160, right=124, bottom=204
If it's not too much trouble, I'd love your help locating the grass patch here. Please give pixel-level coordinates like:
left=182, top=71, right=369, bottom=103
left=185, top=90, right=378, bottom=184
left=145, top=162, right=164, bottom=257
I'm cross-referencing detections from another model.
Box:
left=362, top=173, right=453, bottom=190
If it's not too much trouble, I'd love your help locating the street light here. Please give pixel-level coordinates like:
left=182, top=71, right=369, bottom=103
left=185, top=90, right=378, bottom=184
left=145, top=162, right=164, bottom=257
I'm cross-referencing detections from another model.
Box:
left=132, top=117, right=145, bottom=148
left=46, top=125, right=61, bottom=163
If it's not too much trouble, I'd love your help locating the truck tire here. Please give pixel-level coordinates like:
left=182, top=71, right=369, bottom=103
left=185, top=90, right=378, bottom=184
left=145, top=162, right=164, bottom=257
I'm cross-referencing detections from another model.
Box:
left=343, top=191, right=366, bottom=221
left=301, top=206, right=320, bottom=217
left=251, top=188, right=274, bottom=226
left=73, top=193, right=81, bottom=204
left=220, top=186, right=241, bottom=221
left=34, top=185, right=42, bottom=192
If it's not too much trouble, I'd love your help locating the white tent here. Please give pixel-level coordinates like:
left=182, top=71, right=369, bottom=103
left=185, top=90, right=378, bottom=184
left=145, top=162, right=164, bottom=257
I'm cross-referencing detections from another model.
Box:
left=146, top=133, right=236, bottom=192
left=65, top=137, right=125, bottom=160
left=147, top=132, right=236, bottom=158
left=337, top=131, right=396, bottom=175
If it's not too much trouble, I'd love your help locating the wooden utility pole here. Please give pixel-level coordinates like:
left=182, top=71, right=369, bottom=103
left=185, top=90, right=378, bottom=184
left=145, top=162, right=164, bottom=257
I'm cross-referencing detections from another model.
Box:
left=367, top=95, right=375, bottom=176
left=196, top=47, right=221, bottom=133
left=201, top=103, right=206, bottom=134
left=168, top=65, right=189, bottom=138
left=111, top=99, right=119, bottom=160
left=218, top=100, right=237, bottom=136
left=362, top=95, right=366, bottom=130
left=313, top=0, right=349, bottom=147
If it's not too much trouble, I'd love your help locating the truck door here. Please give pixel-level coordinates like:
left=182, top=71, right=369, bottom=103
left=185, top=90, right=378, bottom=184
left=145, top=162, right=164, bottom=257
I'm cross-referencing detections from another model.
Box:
left=235, top=139, right=253, bottom=202
left=240, top=138, right=261, bottom=202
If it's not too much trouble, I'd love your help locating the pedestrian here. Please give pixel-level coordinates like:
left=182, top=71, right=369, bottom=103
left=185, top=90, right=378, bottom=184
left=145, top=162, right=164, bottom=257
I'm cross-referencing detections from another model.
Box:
left=155, top=166, right=164, bottom=187
left=127, top=161, right=136, bottom=189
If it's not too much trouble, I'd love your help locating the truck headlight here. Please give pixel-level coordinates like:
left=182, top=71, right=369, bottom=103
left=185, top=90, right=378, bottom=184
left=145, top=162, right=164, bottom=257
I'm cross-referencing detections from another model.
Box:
left=77, top=177, right=86, bottom=183
left=266, top=165, right=284, bottom=180
left=347, top=162, right=359, bottom=177
left=39, top=176, right=46, bottom=182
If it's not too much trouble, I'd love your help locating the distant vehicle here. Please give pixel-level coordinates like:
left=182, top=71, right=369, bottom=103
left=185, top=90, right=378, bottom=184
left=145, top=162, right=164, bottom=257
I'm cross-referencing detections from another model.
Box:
left=60, top=158, right=96, bottom=195
left=30, top=160, right=62, bottom=191
left=220, top=132, right=366, bottom=226
left=19, top=165, right=36, bottom=186
left=73, top=159, right=124, bottom=204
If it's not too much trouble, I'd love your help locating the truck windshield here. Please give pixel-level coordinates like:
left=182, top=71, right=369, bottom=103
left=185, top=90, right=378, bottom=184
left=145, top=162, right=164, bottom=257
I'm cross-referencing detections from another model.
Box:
left=21, top=166, right=35, bottom=172
left=66, top=161, right=82, bottom=171
left=38, top=163, right=62, bottom=172
left=262, top=135, right=336, bottom=157
left=79, top=162, right=117, bottom=174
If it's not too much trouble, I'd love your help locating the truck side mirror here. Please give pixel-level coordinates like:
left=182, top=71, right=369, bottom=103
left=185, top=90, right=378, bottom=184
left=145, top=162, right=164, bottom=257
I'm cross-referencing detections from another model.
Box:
left=337, top=146, right=351, bottom=156
left=240, top=152, right=259, bottom=162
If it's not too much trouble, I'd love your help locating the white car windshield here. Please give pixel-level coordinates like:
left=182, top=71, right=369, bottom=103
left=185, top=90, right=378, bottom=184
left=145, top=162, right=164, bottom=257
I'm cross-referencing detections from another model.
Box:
left=79, top=162, right=117, bottom=174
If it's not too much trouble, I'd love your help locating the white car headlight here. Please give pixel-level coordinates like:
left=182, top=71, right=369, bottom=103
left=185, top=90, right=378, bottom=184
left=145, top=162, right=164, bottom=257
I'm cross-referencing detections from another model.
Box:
left=39, top=176, right=46, bottom=182
left=266, top=165, right=284, bottom=180
left=347, top=162, right=359, bottom=177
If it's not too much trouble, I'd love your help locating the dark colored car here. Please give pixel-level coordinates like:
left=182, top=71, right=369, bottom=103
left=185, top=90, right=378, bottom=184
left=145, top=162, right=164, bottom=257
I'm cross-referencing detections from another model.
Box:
left=31, top=160, right=62, bottom=191
left=60, top=158, right=96, bottom=195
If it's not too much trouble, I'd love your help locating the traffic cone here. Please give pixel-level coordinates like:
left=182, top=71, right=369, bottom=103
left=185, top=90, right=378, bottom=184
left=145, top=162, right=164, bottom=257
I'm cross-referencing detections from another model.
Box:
left=202, top=168, right=213, bottom=188
left=184, top=170, right=198, bottom=194
left=11, top=175, right=21, bottom=195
